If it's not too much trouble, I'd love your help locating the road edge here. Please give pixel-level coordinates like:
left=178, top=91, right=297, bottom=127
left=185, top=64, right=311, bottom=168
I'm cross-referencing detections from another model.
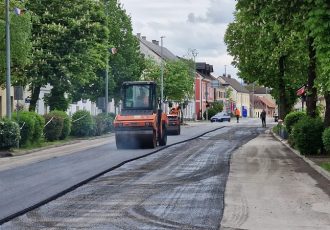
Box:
left=270, top=130, right=330, bottom=181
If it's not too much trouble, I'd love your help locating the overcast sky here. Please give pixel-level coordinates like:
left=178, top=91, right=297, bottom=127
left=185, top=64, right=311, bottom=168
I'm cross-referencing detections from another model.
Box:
left=119, top=0, right=238, bottom=79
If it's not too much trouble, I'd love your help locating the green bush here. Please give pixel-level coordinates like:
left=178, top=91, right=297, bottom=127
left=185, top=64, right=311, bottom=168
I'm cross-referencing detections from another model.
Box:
left=71, top=110, right=93, bottom=137
left=49, top=110, right=71, bottom=140
left=32, top=113, right=45, bottom=144
left=284, top=111, right=306, bottom=134
left=322, top=127, right=330, bottom=153
left=203, top=108, right=217, bottom=120
left=94, top=113, right=115, bottom=136
left=44, top=113, right=64, bottom=141
left=12, top=111, right=37, bottom=146
left=292, top=116, right=324, bottom=155
left=0, top=119, right=20, bottom=150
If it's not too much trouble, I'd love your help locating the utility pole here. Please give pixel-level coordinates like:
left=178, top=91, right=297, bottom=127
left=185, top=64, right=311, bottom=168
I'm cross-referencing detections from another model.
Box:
left=5, top=0, right=11, bottom=118
left=224, top=65, right=227, bottom=77
left=160, top=36, right=165, bottom=109
left=104, top=2, right=109, bottom=114
left=191, top=49, right=202, bottom=120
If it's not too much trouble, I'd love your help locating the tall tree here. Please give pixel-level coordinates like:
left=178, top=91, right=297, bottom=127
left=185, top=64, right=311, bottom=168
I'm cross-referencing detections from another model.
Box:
left=225, top=0, right=308, bottom=119
left=0, top=0, right=32, bottom=86
left=306, top=0, right=330, bottom=126
left=26, top=0, right=108, bottom=111
left=106, top=0, right=145, bottom=106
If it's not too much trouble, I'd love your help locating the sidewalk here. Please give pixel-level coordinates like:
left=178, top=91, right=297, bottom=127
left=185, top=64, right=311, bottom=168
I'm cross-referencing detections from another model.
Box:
left=221, top=130, right=330, bottom=230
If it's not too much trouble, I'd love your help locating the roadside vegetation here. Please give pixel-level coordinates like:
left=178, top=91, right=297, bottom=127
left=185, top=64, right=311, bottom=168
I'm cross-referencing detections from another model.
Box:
left=0, top=0, right=196, bottom=152
left=227, top=1, right=330, bottom=158
left=0, top=111, right=115, bottom=151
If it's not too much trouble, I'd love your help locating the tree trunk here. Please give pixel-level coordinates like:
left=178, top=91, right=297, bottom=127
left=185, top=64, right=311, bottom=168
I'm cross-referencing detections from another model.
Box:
left=324, top=91, right=330, bottom=128
left=306, top=36, right=317, bottom=118
left=29, top=85, right=41, bottom=112
left=278, top=55, right=287, bottom=120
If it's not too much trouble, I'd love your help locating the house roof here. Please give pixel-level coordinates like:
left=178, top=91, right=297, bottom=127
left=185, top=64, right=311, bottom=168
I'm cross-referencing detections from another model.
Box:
left=219, top=76, right=250, bottom=93
left=196, top=62, right=216, bottom=81
left=254, top=87, right=270, bottom=94
left=138, top=36, right=178, bottom=61
left=254, top=95, right=276, bottom=108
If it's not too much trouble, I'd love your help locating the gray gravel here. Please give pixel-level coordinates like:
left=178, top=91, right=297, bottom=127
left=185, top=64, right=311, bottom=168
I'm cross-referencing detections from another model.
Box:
left=1, top=127, right=261, bottom=229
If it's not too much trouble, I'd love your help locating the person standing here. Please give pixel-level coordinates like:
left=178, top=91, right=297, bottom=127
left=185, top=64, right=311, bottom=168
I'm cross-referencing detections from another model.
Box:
left=260, top=109, right=266, bottom=127
left=235, top=108, right=240, bottom=123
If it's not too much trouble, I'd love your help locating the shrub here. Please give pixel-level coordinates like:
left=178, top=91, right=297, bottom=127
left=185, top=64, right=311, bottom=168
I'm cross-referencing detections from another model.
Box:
left=49, top=110, right=71, bottom=140
left=44, top=113, right=64, bottom=141
left=0, top=119, right=20, bottom=150
left=203, top=108, right=217, bottom=120
left=32, top=113, right=45, bottom=144
left=284, top=111, right=306, bottom=134
left=12, top=111, right=37, bottom=146
left=292, top=116, right=324, bottom=155
left=71, top=110, right=93, bottom=137
left=94, top=113, right=115, bottom=136
left=322, top=127, right=330, bottom=153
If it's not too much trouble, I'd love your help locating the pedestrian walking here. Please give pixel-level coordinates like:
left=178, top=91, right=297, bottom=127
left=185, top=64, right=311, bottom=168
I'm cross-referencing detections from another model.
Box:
left=260, top=109, right=266, bottom=127
left=234, top=108, right=240, bottom=123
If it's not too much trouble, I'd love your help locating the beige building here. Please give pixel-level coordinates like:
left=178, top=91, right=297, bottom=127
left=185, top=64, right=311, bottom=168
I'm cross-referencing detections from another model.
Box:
left=218, top=75, right=250, bottom=117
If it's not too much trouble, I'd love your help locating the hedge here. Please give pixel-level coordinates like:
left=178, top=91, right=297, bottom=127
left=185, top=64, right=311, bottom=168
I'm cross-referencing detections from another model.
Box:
left=71, top=110, right=93, bottom=137
left=322, top=127, right=330, bottom=153
left=94, top=113, right=114, bottom=136
left=12, top=111, right=44, bottom=146
left=284, top=111, right=306, bottom=134
left=292, top=116, right=324, bottom=155
left=48, top=110, right=71, bottom=140
left=44, top=113, right=64, bottom=141
left=0, top=119, right=20, bottom=149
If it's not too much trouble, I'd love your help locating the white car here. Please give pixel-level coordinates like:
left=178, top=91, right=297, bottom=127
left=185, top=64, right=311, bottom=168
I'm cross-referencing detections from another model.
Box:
left=210, top=112, right=231, bottom=122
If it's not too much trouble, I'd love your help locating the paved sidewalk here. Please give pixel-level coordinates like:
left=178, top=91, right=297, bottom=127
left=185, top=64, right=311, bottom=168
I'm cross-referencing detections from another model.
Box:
left=221, top=130, right=330, bottom=230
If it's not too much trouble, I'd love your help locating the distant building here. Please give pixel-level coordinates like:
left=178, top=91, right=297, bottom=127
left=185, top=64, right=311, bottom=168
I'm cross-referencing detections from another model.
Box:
left=195, top=62, right=216, bottom=120
left=218, top=75, right=250, bottom=117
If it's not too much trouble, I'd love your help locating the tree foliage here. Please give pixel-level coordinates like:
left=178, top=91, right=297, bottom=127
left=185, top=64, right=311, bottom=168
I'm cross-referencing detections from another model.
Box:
left=225, top=0, right=308, bottom=119
left=106, top=0, right=145, bottom=106
left=0, top=0, right=32, bottom=86
left=142, top=58, right=194, bottom=102
left=26, top=0, right=108, bottom=111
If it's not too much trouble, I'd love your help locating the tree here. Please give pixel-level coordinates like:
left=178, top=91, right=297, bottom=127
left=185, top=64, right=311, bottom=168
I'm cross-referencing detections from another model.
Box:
left=106, top=0, right=145, bottom=106
left=26, top=0, right=108, bottom=111
left=142, top=58, right=194, bottom=102
left=0, top=0, right=32, bottom=86
left=225, top=0, right=308, bottom=119
left=306, top=0, right=330, bottom=126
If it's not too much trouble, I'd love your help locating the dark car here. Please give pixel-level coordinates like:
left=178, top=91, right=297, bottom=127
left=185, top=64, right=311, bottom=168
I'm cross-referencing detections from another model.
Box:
left=210, top=112, right=231, bottom=122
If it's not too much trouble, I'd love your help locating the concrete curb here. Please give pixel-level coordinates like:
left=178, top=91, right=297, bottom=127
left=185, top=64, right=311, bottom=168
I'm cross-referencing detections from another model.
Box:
left=271, top=130, right=330, bottom=181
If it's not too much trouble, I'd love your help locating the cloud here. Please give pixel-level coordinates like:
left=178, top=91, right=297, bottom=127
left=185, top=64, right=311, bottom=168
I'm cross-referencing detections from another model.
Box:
left=187, top=0, right=235, bottom=24
left=120, top=0, right=238, bottom=78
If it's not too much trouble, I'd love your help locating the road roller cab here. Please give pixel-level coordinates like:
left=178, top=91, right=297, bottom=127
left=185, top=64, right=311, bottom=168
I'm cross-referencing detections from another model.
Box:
left=114, top=81, right=168, bottom=149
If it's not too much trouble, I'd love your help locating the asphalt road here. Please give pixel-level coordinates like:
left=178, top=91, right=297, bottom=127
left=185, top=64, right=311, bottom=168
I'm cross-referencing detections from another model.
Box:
left=1, top=124, right=263, bottom=229
left=0, top=121, right=234, bottom=223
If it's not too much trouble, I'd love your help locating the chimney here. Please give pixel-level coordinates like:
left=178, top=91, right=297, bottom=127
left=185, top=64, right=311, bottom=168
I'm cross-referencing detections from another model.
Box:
left=152, top=40, right=159, bottom=45
left=228, top=74, right=231, bottom=78
left=142, top=36, right=146, bottom=40
left=136, top=33, right=141, bottom=38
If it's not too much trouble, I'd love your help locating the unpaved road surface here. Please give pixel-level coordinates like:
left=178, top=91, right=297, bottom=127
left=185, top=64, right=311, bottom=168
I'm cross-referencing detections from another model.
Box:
left=1, top=127, right=261, bottom=229
left=221, top=131, right=330, bottom=230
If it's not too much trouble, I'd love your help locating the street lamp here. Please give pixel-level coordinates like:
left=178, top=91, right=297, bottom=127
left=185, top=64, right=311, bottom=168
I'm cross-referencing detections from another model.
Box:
left=190, top=49, right=198, bottom=120
left=160, top=36, right=165, bottom=109
left=5, top=0, right=11, bottom=118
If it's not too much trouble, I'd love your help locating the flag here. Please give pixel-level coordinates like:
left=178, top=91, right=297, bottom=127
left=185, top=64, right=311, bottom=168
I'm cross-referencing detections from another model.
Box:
left=296, top=86, right=305, bottom=96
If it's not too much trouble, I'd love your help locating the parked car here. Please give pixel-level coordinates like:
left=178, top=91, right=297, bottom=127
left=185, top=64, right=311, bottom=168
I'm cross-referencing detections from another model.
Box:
left=210, top=112, right=231, bottom=122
